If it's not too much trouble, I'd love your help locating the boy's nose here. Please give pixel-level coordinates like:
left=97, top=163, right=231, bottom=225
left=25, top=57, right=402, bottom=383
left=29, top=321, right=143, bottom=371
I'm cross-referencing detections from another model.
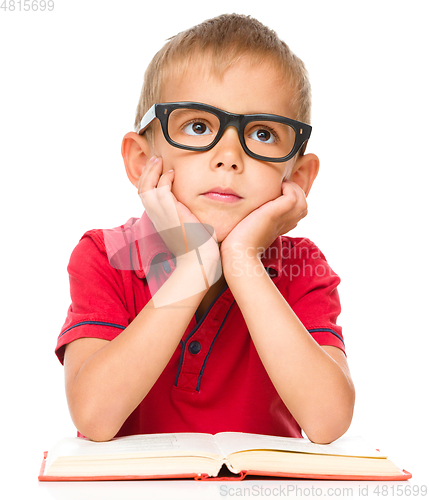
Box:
left=211, top=126, right=244, bottom=171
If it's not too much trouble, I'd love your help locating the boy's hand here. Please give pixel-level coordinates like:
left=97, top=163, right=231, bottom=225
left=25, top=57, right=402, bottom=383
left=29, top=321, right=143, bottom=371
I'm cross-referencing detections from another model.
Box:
left=221, top=180, right=308, bottom=266
left=138, top=156, right=220, bottom=283
left=138, top=156, right=195, bottom=250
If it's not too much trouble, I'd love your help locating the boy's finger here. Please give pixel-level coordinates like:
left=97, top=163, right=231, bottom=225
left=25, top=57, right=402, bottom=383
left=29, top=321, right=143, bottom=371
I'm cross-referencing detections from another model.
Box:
left=139, top=187, right=158, bottom=215
left=278, top=181, right=299, bottom=211
left=156, top=169, right=175, bottom=189
left=282, top=180, right=307, bottom=214
left=143, top=157, right=163, bottom=191
left=137, top=156, right=156, bottom=193
left=156, top=184, right=181, bottom=228
left=139, top=156, right=163, bottom=194
left=156, top=171, right=176, bottom=217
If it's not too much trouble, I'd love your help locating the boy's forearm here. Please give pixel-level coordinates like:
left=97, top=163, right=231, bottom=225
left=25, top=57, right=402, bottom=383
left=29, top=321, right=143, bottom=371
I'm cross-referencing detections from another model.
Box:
left=223, top=255, right=355, bottom=444
left=66, top=256, right=209, bottom=442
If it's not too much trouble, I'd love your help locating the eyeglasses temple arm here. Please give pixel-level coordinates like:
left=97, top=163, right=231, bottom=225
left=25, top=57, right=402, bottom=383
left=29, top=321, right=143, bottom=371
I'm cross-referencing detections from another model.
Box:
left=138, top=104, right=157, bottom=135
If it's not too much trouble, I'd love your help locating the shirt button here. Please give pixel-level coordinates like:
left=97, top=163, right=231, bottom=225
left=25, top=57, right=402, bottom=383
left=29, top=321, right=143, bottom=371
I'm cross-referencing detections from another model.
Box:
left=188, top=341, right=201, bottom=354
left=265, top=267, right=278, bottom=278
left=162, top=260, right=171, bottom=274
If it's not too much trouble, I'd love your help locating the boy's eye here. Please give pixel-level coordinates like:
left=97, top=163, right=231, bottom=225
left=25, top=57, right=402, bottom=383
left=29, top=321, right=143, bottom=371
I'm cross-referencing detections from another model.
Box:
left=183, top=121, right=211, bottom=136
left=249, top=128, right=276, bottom=143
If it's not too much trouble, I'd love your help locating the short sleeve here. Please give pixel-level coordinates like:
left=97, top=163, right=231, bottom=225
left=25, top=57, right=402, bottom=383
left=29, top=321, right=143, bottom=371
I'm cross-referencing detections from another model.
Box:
left=281, top=238, right=345, bottom=354
left=55, top=235, right=131, bottom=364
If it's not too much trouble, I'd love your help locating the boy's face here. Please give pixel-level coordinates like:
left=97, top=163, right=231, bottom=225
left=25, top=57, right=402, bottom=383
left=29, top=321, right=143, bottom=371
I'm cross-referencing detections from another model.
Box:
left=148, top=58, right=300, bottom=243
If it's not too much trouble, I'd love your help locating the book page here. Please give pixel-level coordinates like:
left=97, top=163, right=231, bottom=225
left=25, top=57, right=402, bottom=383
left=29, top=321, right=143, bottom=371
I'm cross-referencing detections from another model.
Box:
left=45, top=433, right=222, bottom=472
left=214, top=432, right=386, bottom=459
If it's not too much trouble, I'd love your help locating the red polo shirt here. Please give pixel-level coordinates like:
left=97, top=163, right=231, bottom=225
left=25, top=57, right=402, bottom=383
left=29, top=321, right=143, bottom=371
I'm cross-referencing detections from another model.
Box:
left=56, top=214, right=345, bottom=439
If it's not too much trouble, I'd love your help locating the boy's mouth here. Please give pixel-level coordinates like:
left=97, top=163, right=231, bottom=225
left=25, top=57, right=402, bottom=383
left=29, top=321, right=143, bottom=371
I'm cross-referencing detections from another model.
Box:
left=201, top=187, right=243, bottom=203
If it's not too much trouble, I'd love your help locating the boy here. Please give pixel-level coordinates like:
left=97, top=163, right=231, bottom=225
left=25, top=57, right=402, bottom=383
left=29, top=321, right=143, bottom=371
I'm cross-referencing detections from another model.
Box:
left=57, top=14, right=355, bottom=444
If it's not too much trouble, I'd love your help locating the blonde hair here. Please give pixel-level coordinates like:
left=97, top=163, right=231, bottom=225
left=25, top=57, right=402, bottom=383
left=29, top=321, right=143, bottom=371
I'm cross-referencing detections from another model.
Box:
left=134, top=14, right=311, bottom=133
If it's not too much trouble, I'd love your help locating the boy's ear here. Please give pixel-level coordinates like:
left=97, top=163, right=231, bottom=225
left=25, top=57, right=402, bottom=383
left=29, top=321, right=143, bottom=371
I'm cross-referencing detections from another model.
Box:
left=121, top=132, right=153, bottom=187
left=289, top=153, right=320, bottom=197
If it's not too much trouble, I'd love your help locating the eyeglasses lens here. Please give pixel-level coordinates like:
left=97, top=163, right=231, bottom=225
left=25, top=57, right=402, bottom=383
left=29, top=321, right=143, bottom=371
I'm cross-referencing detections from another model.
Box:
left=168, top=108, right=220, bottom=148
left=243, top=121, right=296, bottom=160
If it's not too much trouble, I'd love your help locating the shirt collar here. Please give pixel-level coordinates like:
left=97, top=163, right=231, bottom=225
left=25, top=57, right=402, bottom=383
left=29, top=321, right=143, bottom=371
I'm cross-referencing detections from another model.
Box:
left=132, top=212, right=175, bottom=279
left=102, top=212, right=174, bottom=279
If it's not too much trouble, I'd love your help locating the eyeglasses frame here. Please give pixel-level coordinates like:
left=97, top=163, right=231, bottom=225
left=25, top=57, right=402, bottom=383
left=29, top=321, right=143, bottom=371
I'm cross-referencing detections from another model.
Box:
left=138, top=102, right=312, bottom=163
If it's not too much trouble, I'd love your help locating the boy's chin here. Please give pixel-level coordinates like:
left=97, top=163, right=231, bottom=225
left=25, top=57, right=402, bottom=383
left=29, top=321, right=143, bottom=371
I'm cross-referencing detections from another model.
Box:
left=211, top=224, right=237, bottom=245
left=197, top=212, right=245, bottom=245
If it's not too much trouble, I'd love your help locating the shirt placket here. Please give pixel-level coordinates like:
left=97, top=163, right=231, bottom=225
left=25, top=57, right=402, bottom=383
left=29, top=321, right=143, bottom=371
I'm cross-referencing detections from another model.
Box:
left=175, top=289, right=234, bottom=393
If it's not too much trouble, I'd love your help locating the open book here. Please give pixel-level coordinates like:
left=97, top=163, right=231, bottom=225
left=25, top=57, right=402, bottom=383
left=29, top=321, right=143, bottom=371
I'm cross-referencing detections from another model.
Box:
left=38, top=431, right=411, bottom=481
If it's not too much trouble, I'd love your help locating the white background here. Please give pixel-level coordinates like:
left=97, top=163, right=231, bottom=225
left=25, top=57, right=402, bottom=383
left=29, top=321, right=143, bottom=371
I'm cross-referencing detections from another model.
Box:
left=1, top=1, right=428, bottom=498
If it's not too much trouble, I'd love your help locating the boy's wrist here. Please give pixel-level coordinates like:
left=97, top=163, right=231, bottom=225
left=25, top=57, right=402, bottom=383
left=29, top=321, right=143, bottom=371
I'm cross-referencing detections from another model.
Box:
left=175, top=251, right=220, bottom=288
left=221, top=241, right=263, bottom=265
left=150, top=252, right=211, bottom=308
left=221, top=246, right=263, bottom=282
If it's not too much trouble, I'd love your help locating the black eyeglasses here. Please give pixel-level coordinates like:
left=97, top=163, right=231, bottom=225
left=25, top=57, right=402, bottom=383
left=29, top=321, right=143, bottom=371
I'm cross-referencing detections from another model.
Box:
left=138, top=102, right=312, bottom=163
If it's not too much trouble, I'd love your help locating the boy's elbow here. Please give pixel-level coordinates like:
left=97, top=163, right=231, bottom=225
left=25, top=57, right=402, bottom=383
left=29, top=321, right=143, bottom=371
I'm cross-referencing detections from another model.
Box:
left=75, top=417, right=119, bottom=442
left=70, top=405, right=120, bottom=442
left=88, top=432, right=117, bottom=443
left=305, top=424, right=349, bottom=445
left=304, top=398, right=355, bottom=444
